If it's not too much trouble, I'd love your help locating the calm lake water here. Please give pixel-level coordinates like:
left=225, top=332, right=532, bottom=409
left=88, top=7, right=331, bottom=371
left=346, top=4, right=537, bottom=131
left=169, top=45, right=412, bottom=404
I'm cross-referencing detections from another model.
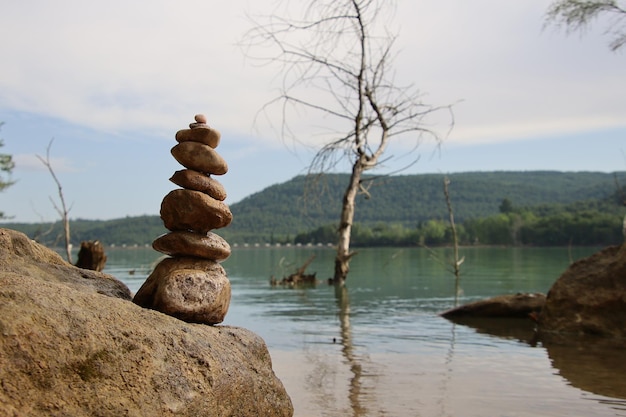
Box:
left=103, top=245, right=626, bottom=417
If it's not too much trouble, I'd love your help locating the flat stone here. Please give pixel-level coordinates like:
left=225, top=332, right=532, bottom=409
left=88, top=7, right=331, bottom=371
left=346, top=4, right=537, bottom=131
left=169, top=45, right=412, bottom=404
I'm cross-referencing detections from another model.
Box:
left=440, top=293, right=546, bottom=319
left=171, top=142, right=228, bottom=175
left=169, top=169, right=227, bottom=201
left=153, top=231, right=231, bottom=261
left=133, top=257, right=231, bottom=325
left=160, top=189, right=232, bottom=233
left=175, top=127, right=221, bottom=148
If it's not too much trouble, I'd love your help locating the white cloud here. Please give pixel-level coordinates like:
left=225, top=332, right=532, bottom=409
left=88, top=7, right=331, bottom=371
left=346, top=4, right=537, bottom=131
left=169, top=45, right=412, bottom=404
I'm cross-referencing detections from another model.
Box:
left=13, top=153, right=78, bottom=173
left=0, top=0, right=624, bottom=148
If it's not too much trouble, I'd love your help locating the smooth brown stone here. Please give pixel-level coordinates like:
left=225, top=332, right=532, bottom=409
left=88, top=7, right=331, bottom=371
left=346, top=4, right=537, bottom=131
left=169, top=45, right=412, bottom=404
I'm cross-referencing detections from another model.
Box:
left=133, top=256, right=231, bottom=325
left=194, top=114, right=207, bottom=124
left=171, top=142, right=228, bottom=175
left=152, top=231, right=231, bottom=261
left=169, top=169, right=227, bottom=201
left=175, top=127, right=221, bottom=148
left=160, top=189, right=232, bottom=233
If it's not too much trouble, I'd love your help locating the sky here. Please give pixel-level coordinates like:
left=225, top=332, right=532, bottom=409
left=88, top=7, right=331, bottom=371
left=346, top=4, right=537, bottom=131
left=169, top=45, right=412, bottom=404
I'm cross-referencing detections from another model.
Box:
left=1, top=0, right=625, bottom=223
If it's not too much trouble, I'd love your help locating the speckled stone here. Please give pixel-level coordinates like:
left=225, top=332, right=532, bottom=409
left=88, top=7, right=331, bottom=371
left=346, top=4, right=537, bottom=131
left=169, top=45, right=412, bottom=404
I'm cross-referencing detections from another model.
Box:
left=152, top=231, right=231, bottom=261
left=133, top=256, right=231, bottom=325
left=171, top=142, right=228, bottom=175
left=160, top=189, right=232, bottom=234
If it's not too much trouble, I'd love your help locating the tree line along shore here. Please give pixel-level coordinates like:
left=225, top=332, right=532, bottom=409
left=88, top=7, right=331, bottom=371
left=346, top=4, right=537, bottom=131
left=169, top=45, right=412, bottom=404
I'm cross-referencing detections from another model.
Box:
left=2, top=171, right=625, bottom=248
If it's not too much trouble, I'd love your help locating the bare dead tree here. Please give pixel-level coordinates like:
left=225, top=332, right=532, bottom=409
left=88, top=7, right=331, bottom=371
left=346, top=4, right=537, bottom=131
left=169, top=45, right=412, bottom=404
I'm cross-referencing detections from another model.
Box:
left=37, top=139, right=73, bottom=263
left=545, top=0, right=626, bottom=51
left=244, top=0, right=452, bottom=285
left=443, top=176, right=464, bottom=306
left=422, top=177, right=464, bottom=306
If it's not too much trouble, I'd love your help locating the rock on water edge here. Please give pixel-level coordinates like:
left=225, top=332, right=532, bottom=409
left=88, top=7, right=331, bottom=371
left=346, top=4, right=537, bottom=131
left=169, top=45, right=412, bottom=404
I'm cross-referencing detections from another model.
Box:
left=0, top=228, right=293, bottom=416
left=538, top=244, right=626, bottom=338
left=440, top=293, right=546, bottom=319
left=175, top=128, right=221, bottom=149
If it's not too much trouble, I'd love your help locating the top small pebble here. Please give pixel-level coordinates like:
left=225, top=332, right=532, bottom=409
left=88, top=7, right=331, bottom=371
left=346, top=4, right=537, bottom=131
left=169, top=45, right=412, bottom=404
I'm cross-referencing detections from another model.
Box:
left=195, top=114, right=208, bottom=124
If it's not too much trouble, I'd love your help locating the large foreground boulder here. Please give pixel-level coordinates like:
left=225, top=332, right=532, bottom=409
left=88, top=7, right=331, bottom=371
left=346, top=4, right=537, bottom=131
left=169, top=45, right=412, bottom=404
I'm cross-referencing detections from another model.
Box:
left=0, top=228, right=293, bottom=417
left=539, top=244, right=626, bottom=338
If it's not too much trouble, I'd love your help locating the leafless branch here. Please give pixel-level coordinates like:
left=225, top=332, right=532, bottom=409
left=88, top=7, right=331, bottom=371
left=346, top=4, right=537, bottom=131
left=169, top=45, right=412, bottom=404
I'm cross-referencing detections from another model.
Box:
left=37, top=139, right=73, bottom=263
left=243, top=0, right=454, bottom=283
left=545, top=0, right=626, bottom=51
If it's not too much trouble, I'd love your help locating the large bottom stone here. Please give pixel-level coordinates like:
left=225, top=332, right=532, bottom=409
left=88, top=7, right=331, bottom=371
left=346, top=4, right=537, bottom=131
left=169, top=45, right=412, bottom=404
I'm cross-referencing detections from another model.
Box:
left=134, top=257, right=231, bottom=325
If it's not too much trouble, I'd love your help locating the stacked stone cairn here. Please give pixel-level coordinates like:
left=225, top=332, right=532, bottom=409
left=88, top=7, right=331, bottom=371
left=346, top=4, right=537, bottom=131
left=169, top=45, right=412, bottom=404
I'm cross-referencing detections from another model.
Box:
left=133, top=114, right=233, bottom=325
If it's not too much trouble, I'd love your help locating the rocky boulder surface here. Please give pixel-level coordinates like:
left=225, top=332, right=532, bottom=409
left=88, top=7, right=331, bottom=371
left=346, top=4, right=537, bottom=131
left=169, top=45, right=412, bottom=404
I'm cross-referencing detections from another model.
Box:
left=539, top=244, right=626, bottom=338
left=0, top=228, right=293, bottom=417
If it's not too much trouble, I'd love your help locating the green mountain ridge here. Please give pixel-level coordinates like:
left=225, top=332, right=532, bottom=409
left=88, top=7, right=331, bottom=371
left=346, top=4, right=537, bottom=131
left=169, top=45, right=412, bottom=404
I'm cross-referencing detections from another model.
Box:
left=3, top=171, right=625, bottom=246
left=225, top=171, right=625, bottom=242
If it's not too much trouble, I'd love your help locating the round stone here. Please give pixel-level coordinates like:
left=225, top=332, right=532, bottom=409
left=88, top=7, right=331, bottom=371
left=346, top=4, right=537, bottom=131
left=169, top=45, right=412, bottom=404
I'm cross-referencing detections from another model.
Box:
left=160, top=189, right=232, bottom=233
left=133, top=256, right=231, bottom=325
left=152, top=231, right=231, bottom=261
left=169, top=169, right=227, bottom=201
left=175, top=127, right=221, bottom=148
left=171, top=142, right=228, bottom=175
left=195, top=114, right=207, bottom=124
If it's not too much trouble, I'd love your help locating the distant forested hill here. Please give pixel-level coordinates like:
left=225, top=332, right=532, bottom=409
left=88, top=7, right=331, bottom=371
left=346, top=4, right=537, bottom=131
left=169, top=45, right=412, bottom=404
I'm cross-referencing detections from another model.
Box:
left=1, top=215, right=167, bottom=247
left=2, top=171, right=624, bottom=246
left=222, top=171, right=625, bottom=243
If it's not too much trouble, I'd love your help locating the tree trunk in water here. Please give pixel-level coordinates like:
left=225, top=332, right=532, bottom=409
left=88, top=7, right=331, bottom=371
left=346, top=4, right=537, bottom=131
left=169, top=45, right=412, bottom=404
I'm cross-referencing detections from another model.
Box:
left=332, top=162, right=364, bottom=285
left=63, top=219, right=72, bottom=264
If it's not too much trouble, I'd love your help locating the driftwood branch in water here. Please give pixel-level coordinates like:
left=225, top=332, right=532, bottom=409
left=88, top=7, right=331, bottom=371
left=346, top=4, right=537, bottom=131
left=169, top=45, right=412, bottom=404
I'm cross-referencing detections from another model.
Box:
left=271, top=254, right=318, bottom=286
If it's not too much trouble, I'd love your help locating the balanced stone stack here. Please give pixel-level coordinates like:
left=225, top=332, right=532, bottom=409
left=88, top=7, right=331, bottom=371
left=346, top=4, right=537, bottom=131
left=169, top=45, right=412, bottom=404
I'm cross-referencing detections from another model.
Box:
left=133, top=114, right=233, bottom=325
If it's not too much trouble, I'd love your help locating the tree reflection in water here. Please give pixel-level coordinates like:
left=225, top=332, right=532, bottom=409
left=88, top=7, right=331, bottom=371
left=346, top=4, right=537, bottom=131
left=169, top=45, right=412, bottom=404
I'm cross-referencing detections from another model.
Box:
left=334, top=284, right=366, bottom=417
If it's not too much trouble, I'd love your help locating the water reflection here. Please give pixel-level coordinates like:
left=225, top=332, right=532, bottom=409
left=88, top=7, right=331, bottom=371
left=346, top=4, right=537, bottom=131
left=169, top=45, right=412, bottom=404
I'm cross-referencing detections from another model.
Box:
left=108, top=246, right=626, bottom=416
left=444, top=316, right=540, bottom=346
left=335, top=285, right=366, bottom=417
left=542, top=334, right=626, bottom=401
left=448, top=316, right=626, bottom=410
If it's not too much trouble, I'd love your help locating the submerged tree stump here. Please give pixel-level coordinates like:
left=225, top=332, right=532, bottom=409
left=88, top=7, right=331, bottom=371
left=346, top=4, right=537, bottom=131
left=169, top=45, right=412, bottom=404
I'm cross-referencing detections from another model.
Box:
left=75, top=240, right=107, bottom=272
left=271, top=254, right=318, bottom=286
